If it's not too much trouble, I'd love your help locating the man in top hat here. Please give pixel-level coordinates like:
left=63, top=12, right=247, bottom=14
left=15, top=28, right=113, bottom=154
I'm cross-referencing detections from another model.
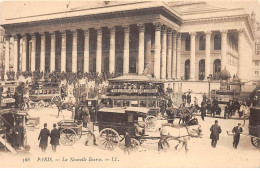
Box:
left=38, top=123, right=50, bottom=153
left=50, top=123, right=60, bottom=152
left=232, top=123, right=243, bottom=149
left=210, top=120, right=222, bottom=148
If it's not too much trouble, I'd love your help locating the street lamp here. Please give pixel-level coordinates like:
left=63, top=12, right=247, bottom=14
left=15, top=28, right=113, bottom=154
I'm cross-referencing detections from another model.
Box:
left=207, top=74, right=213, bottom=100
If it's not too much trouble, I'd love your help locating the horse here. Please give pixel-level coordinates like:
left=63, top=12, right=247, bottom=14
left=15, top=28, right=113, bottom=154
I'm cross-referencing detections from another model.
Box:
left=55, top=97, right=77, bottom=118
left=178, top=105, right=197, bottom=125
left=158, top=124, right=202, bottom=152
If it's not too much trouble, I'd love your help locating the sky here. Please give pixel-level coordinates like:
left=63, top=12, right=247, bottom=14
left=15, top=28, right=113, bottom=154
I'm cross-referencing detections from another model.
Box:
left=0, top=0, right=260, bottom=24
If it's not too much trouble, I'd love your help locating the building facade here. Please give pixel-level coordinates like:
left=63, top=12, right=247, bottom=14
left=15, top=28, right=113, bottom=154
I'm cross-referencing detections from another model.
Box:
left=0, top=1, right=255, bottom=83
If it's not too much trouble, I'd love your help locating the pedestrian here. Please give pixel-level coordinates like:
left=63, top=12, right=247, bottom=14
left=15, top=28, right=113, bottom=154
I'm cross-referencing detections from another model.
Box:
left=124, top=129, right=132, bottom=155
left=50, top=123, right=60, bottom=152
left=202, top=93, right=207, bottom=102
left=187, top=92, right=191, bottom=105
left=182, top=93, right=187, bottom=104
left=232, top=123, right=243, bottom=149
left=210, top=120, right=222, bottom=148
left=13, top=121, right=24, bottom=150
left=38, top=123, right=50, bottom=153
left=200, top=101, right=206, bottom=121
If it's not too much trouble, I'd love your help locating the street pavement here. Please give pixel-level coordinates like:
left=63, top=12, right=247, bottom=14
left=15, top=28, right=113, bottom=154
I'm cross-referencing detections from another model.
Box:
left=0, top=107, right=259, bottom=168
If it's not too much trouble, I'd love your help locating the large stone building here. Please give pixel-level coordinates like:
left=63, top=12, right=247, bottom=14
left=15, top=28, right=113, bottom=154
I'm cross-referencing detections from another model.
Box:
left=0, top=1, right=256, bottom=90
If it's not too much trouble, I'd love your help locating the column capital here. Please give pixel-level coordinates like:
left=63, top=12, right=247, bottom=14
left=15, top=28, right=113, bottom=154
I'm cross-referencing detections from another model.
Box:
left=108, top=26, right=116, bottom=33
left=204, top=30, right=212, bottom=36
left=137, top=24, right=145, bottom=32
left=31, top=33, right=37, bottom=39
left=172, top=30, right=177, bottom=37
left=50, top=32, right=56, bottom=37
left=189, top=31, right=197, bottom=37
left=238, top=28, right=245, bottom=35
left=12, top=34, right=19, bottom=41
left=153, top=22, right=161, bottom=31
left=83, top=29, right=90, bottom=36
left=96, top=28, right=102, bottom=35
left=4, top=35, right=11, bottom=40
left=123, top=25, right=130, bottom=33
left=220, top=29, right=228, bottom=35
left=72, top=30, right=78, bottom=37
left=167, top=28, right=172, bottom=35
left=161, top=25, right=168, bottom=34
left=176, top=32, right=182, bottom=39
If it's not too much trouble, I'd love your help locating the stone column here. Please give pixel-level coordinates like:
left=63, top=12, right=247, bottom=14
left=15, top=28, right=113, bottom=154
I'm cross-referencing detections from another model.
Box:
left=13, top=35, right=19, bottom=74
left=138, top=24, right=145, bottom=74
left=205, top=31, right=211, bottom=78
left=96, top=28, right=102, bottom=74
left=109, top=26, right=116, bottom=73
left=123, top=25, right=130, bottom=74
left=61, top=31, right=66, bottom=72
left=161, top=25, right=167, bottom=79
left=72, top=30, right=78, bottom=73
left=176, top=33, right=181, bottom=80
left=221, top=30, right=228, bottom=70
left=50, top=32, right=56, bottom=72
left=238, top=28, right=245, bottom=79
left=30, top=34, right=36, bottom=72
left=190, top=32, right=196, bottom=80
left=153, top=22, right=161, bottom=79
left=84, top=29, right=90, bottom=73
left=40, top=32, right=46, bottom=72
left=4, top=35, right=10, bottom=74
left=172, top=31, right=177, bottom=79
left=21, top=34, right=27, bottom=72
left=167, top=28, right=172, bottom=79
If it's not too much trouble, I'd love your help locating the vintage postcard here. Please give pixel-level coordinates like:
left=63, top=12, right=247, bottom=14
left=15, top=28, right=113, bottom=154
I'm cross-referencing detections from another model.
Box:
left=0, top=0, right=259, bottom=168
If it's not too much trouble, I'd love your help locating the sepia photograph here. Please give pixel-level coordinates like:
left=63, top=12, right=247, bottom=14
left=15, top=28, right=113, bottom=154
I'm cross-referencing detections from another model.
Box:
left=0, top=0, right=259, bottom=168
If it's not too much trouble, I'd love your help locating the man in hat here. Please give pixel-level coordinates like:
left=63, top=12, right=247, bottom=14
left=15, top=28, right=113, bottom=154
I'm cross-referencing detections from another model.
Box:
left=13, top=121, right=24, bottom=150
left=232, top=123, right=243, bottom=149
left=210, top=120, right=222, bottom=148
left=38, top=123, right=50, bottom=153
left=124, top=129, right=132, bottom=154
left=187, top=92, right=191, bottom=105
left=50, top=123, right=60, bottom=152
left=182, top=93, right=187, bottom=104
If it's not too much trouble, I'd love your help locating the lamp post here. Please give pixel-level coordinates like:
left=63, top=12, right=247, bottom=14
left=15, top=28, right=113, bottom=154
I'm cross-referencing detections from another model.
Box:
left=207, top=74, right=212, bottom=100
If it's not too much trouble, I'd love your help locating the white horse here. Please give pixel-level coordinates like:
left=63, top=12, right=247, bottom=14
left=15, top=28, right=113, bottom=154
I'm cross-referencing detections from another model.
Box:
left=158, top=124, right=202, bottom=152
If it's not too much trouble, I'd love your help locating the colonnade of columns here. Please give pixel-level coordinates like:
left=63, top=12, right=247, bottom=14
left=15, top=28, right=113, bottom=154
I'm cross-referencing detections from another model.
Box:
left=4, top=24, right=241, bottom=81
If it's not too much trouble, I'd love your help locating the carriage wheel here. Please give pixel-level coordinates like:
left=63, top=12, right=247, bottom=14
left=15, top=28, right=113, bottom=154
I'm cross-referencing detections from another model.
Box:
left=145, top=116, right=157, bottom=129
left=251, top=137, right=260, bottom=148
left=99, top=128, right=120, bottom=150
left=60, top=128, right=77, bottom=146
left=51, top=95, right=62, bottom=108
left=130, top=138, right=140, bottom=152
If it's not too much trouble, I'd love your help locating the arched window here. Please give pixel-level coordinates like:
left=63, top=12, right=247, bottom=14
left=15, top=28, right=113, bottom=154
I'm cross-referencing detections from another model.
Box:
left=199, top=35, right=206, bottom=50
left=199, top=59, right=205, bottom=80
left=104, top=57, right=109, bottom=73
left=185, top=36, right=190, bottom=51
left=214, top=34, right=221, bottom=50
left=116, top=57, right=123, bottom=73
left=185, top=60, right=190, bottom=80
left=213, top=59, right=221, bottom=80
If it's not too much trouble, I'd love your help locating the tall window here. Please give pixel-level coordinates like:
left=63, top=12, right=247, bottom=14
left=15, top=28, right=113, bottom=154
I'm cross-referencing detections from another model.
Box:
left=199, top=59, right=205, bottom=80
left=185, top=60, right=190, bottom=80
left=213, top=59, right=221, bottom=80
left=214, top=34, right=221, bottom=50
left=185, top=36, right=190, bottom=51
left=199, top=35, right=206, bottom=50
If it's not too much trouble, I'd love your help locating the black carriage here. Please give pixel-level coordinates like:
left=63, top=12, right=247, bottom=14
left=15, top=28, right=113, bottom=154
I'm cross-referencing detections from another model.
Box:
left=0, top=108, right=29, bottom=153
left=95, top=107, right=153, bottom=150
